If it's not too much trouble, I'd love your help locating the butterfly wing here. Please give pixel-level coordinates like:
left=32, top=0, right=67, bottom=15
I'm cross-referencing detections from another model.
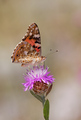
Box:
left=22, top=23, right=41, bottom=54
left=11, top=23, right=43, bottom=65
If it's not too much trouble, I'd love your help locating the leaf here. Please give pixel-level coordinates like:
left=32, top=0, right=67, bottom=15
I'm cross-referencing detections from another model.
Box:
left=43, top=99, right=49, bottom=120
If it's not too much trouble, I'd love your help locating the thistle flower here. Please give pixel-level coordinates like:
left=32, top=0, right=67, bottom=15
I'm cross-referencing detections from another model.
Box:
left=22, top=66, right=55, bottom=95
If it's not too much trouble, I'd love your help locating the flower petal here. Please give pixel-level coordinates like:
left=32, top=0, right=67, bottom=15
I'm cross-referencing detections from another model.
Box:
left=22, top=66, right=55, bottom=91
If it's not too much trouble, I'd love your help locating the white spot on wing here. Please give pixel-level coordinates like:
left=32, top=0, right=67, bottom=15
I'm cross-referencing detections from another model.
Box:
left=30, top=46, right=34, bottom=51
left=34, top=34, right=40, bottom=38
left=24, top=45, right=26, bottom=47
left=32, top=28, right=34, bottom=30
left=35, top=43, right=41, bottom=46
left=29, top=32, right=32, bottom=36
left=25, top=33, right=27, bottom=36
left=35, top=27, right=38, bottom=30
left=24, top=51, right=28, bottom=55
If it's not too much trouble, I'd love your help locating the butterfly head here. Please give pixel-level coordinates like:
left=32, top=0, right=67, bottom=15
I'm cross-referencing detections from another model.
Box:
left=41, top=56, right=46, bottom=63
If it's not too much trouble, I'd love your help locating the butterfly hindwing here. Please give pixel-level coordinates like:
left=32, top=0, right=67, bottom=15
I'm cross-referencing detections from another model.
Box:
left=11, top=41, right=35, bottom=62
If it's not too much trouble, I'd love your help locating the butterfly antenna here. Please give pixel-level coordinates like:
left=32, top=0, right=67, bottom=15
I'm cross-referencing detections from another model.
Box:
left=45, top=49, right=59, bottom=57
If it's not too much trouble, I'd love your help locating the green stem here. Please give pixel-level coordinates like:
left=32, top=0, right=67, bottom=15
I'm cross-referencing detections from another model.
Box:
left=42, top=96, right=45, bottom=107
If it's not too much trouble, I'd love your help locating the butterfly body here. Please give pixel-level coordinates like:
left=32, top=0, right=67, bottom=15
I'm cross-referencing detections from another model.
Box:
left=11, top=23, right=46, bottom=66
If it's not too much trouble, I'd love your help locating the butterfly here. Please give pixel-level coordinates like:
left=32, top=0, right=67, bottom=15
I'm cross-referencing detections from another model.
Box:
left=11, top=23, right=46, bottom=67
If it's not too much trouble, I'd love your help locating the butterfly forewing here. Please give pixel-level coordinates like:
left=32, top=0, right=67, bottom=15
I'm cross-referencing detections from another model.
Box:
left=22, top=23, right=41, bottom=43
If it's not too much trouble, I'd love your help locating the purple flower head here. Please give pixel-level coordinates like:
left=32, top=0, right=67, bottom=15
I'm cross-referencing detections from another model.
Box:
left=22, top=66, right=55, bottom=93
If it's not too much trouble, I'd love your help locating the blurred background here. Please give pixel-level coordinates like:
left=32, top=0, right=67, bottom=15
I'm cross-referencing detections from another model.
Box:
left=0, top=0, right=81, bottom=120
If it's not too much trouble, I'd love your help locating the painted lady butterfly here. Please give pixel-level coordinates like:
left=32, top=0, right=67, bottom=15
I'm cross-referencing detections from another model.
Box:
left=11, top=23, right=46, bottom=66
